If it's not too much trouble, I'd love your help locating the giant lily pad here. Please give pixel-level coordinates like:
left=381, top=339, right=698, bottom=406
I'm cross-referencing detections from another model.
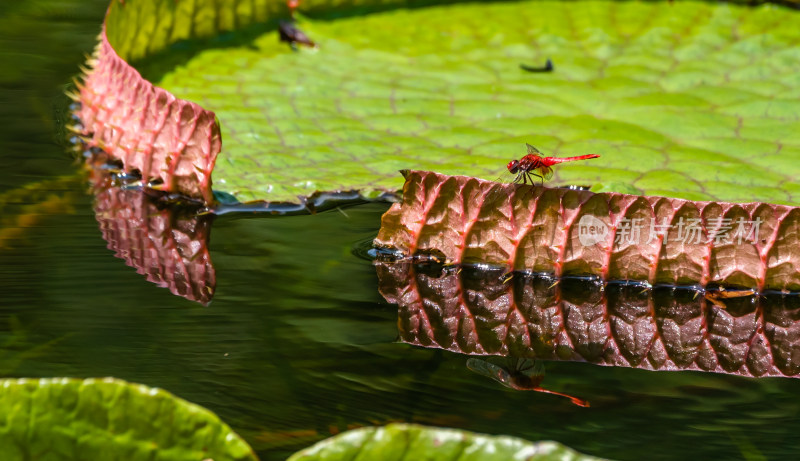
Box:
left=287, top=423, right=601, bottom=460
left=76, top=0, right=800, bottom=205
left=0, top=377, right=257, bottom=461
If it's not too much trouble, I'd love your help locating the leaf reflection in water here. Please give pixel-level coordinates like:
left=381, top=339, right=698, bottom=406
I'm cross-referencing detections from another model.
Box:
left=89, top=165, right=216, bottom=305
left=377, top=260, right=800, bottom=379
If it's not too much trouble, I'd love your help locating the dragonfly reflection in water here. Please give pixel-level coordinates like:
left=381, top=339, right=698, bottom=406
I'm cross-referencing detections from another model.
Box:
left=466, top=357, right=590, bottom=408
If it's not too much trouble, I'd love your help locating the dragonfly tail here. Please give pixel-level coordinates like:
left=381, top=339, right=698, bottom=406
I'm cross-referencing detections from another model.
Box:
left=533, top=387, right=591, bottom=407
left=545, top=154, right=601, bottom=165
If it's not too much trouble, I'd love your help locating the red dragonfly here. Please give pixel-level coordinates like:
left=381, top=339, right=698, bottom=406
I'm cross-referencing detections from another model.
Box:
left=507, top=144, right=600, bottom=185
left=467, top=357, right=590, bottom=407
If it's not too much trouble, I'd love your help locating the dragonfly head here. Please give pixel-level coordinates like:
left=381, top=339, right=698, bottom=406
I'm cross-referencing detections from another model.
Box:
left=507, top=159, right=520, bottom=174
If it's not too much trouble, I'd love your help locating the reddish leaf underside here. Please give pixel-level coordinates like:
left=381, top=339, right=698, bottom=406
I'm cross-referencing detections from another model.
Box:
left=92, top=171, right=216, bottom=304
left=374, top=171, right=800, bottom=291
left=377, top=262, right=800, bottom=378
left=75, top=29, right=220, bottom=203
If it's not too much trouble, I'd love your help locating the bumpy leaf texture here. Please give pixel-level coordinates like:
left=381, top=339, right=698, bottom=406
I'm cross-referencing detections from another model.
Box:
left=75, top=0, right=800, bottom=204
left=377, top=262, right=800, bottom=378
left=91, top=170, right=216, bottom=304
left=0, top=377, right=257, bottom=461
left=76, top=32, right=220, bottom=203
left=375, top=171, right=800, bottom=291
left=288, top=423, right=601, bottom=461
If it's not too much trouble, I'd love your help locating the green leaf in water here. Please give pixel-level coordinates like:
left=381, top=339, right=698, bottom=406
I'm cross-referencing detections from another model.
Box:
left=0, top=377, right=258, bottom=461
left=287, top=423, right=603, bottom=460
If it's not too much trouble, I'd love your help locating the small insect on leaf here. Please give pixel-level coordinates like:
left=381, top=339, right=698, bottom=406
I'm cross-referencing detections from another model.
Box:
left=279, top=21, right=316, bottom=49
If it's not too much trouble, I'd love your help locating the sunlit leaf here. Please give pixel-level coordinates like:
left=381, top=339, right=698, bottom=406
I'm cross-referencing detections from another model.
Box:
left=0, top=377, right=258, bottom=461
left=76, top=0, right=800, bottom=204
left=287, top=423, right=601, bottom=460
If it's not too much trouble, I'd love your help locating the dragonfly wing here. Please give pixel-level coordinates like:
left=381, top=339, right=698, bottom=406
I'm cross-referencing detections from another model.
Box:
left=526, top=143, right=542, bottom=156
left=514, top=358, right=545, bottom=378
left=484, top=179, right=512, bottom=210
left=541, top=165, right=554, bottom=181
left=529, top=359, right=546, bottom=378
left=467, top=358, right=512, bottom=386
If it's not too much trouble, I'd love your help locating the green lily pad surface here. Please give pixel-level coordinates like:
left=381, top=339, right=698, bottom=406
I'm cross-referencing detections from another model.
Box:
left=287, top=423, right=602, bottom=460
left=116, top=0, right=800, bottom=204
left=0, top=377, right=257, bottom=461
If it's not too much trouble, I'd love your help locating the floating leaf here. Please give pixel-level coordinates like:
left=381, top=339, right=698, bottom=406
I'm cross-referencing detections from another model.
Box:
left=75, top=0, right=800, bottom=204
left=375, top=170, right=800, bottom=291
left=287, top=423, right=601, bottom=461
left=0, top=377, right=258, bottom=461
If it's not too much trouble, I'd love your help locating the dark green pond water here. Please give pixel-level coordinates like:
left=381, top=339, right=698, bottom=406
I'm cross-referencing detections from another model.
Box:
left=3, top=2, right=800, bottom=460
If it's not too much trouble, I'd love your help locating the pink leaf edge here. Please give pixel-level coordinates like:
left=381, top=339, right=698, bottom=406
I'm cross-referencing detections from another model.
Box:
left=74, top=27, right=221, bottom=204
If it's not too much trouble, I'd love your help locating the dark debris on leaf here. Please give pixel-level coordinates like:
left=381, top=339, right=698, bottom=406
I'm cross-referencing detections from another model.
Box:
left=520, top=58, right=554, bottom=73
